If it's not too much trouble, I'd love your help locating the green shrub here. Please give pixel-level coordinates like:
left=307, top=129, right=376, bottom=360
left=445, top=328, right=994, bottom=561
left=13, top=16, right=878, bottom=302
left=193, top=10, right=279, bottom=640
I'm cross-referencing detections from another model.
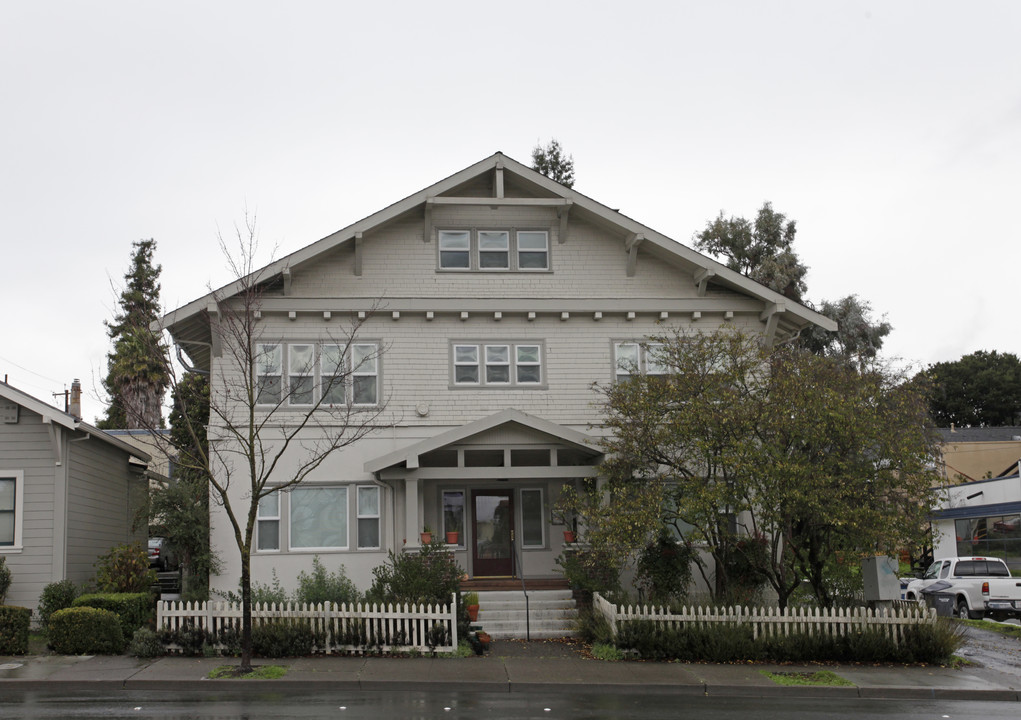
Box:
left=0, top=605, right=31, bottom=654
left=574, top=606, right=614, bottom=645
left=617, top=620, right=760, bottom=662
left=158, top=622, right=207, bottom=656
left=38, top=579, right=81, bottom=629
left=295, top=556, right=360, bottom=606
left=366, top=539, right=462, bottom=606
left=635, top=530, right=698, bottom=606
left=48, top=607, right=124, bottom=655
left=252, top=620, right=319, bottom=657
left=128, top=627, right=164, bottom=658
left=73, top=592, right=154, bottom=639
left=217, top=572, right=289, bottom=606
left=0, top=557, right=11, bottom=604
left=95, top=542, right=156, bottom=593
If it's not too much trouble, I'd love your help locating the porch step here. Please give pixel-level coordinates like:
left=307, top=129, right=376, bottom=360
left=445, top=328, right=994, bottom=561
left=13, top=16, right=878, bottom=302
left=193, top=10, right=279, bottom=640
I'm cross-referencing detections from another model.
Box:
left=471, top=590, right=578, bottom=640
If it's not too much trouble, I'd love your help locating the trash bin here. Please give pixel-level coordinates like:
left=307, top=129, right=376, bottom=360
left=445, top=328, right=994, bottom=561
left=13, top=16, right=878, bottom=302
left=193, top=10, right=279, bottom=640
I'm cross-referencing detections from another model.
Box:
left=920, top=580, right=955, bottom=617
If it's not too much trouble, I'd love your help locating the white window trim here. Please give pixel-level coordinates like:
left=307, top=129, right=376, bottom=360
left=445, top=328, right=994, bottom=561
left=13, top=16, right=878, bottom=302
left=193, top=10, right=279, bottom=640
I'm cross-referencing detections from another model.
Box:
left=441, top=489, right=466, bottom=549
left=356, top=485, right=381, bottom=550
left=256, top=343, right=283, bottom=405
left=452, top=342, right=546, bottom=388
left=351, top=344, right=379, bottom=407
left=614, top=341, right=666, bottom=380
left=437, top=228, right=551, bottom=272
left=478, top=230, right=510, bottom=271
left=520, top=487, right=545, bottom=549
left=288, top=344, right=315, bottom=407
left=289, top=485, right=349, bottom=551
left=0, top=470, right=24, bottom=552
left=485, top=345, right=511, bottom=385
left=255, top=341, right=381, bottom=408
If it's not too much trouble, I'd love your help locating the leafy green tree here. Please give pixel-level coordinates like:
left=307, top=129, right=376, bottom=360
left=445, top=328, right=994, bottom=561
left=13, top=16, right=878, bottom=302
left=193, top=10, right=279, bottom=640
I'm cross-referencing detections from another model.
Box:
left=148, top=371, right=215, bottom=598
left=578, top=328, right=937, bottom=608
left=694, top=203, right=891, bottom=367
left=924, top=350, right=1021, bottom=427
left=99, top=239, right=169, bottom=429
left=531, top=138, right=575, bottom=187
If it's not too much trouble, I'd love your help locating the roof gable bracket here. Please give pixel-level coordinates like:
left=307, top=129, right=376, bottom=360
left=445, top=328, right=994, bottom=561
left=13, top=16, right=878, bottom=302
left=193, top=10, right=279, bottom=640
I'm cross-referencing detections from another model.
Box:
left=694, top=268, right=716, bottom=297
left=759, top=302, right=786, bottom=347
left=423, top=201, right=433, bottom=243
left=557, top=200, right=573, bottom=243
left=625, top=233, right=645, bottom=277
left=354, top=232, right=363, bottom=276
left=282, top=267, right=292, bottom=295
left=495, top=161, right=504, bottom=198
left=44, top=419, right=64, bottom=466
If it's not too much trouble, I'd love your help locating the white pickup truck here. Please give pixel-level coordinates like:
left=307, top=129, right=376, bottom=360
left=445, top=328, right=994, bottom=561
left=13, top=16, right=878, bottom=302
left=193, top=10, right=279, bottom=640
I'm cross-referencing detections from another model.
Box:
left=902, top=556, right=1015, bottom=619
left=983, top=577, right=1021, bottom=620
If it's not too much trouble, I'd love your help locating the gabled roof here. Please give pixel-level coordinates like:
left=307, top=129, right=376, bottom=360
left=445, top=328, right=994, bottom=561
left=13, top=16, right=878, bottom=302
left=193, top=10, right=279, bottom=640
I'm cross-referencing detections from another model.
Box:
left=0, top=381, right=152, bottom=463
left=160, top=152, right=837, bottom=366
left=365, top=408, right=601, bottom=474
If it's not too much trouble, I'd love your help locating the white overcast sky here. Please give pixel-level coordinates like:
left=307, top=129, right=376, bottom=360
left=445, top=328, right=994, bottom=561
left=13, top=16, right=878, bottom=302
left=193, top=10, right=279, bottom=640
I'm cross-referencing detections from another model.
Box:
left=2, top=1, right=1019, bottom=423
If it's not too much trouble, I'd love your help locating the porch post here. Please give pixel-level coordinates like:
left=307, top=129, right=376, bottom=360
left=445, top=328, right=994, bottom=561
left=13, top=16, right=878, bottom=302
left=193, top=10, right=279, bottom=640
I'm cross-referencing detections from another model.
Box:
left=406, top=476, right=420, bottom=548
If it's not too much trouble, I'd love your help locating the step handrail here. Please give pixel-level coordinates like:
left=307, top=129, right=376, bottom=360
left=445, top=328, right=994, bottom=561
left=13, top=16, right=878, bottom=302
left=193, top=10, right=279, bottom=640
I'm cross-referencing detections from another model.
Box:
left=511, top=534, right=530, bottom=640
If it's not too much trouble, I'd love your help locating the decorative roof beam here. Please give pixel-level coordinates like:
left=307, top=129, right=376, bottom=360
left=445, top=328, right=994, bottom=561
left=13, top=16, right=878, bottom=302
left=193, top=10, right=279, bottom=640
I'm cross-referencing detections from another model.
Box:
left=495, top=161, right=504, bottom=198
left=423, top=200, right=433, bottom=243
left=759, top=302, right=786, bottom=347
left=427, top=197, right=572, bottom=207
left=353, top=232, right=363, bottom=276
left=282, top=267, right=292, bottom=295
left=557, top=200, right=573, bottom=243
left=625, top=233, right=645, bottom=277
left=694, top=268, right=716, bottom=297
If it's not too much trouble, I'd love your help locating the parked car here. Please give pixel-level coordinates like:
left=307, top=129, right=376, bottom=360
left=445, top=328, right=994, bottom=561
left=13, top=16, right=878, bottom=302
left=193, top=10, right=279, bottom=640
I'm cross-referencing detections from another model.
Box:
left=148, top=537, right=177, bottom=571
left=902, top=556, right=1012, bottom=618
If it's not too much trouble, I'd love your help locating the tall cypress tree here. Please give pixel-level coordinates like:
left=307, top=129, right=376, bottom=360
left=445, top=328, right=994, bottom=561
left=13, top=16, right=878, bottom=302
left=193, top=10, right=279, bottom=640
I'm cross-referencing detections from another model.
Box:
left=98, top=239, right=169, bottom=429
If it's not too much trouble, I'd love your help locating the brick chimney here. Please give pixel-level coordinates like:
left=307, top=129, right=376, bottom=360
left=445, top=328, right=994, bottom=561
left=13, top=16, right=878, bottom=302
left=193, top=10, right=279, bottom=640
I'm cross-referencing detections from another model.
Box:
left=69, top=378, right=81, bottom=420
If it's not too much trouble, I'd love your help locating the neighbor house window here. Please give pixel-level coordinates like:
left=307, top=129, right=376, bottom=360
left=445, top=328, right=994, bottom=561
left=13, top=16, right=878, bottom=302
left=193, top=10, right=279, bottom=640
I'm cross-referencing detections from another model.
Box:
left=453, top=342, right=544, bottom=387
left=520, top=489, right=544, bottom=548
left=256, top=343, right=282, bottom=404
left=290, top=486, right=348, bottom=550
left=288, top=344, right=314, bottom=406
left=437, top=229, right=550, bottom=271
left=256, top=491, right=280, bottom=551
left=356, top=486, right=380, bottom=549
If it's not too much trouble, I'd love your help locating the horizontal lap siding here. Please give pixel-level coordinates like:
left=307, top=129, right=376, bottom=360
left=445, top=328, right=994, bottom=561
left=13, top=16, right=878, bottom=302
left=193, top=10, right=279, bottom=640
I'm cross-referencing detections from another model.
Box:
left=0, top=410, right=56, bottom=610
left=65, top=438, right=144, bottom=582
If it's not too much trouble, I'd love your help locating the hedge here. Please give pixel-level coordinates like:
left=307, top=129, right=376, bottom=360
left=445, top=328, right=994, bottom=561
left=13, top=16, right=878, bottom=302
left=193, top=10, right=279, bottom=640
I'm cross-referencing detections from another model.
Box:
left=48, top=607, right=125, bottom=655
left=73, top=592, right=154, bottom=639
left=0, top=606, right=32, bottom=654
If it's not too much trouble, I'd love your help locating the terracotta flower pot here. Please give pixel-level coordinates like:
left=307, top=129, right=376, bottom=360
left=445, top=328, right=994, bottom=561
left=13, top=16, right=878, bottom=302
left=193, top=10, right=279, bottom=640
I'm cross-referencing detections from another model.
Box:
left=467, top=604, right=479, bottom=622
left=420, top=532, right=432, bottom=544
left=563, top=530, right=576, bottom=543
left=446, top=531, right=459, bottom=544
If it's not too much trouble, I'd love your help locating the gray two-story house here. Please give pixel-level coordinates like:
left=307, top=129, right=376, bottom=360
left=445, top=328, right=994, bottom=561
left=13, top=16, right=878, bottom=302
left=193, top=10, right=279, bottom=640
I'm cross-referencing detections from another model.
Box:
left=160, top=152, right=834, bottom=596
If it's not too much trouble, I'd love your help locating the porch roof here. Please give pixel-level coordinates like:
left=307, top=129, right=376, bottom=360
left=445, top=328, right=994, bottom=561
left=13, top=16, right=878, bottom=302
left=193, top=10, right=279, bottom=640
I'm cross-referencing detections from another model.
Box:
left=364, top=408, right=602, bottom=474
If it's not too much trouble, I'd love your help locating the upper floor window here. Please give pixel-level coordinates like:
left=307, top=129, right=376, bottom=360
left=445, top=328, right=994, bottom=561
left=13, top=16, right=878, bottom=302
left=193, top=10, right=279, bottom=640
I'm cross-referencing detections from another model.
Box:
left=438, top=230, right=549, bottom=272
left=614, top=342, right=666, bottom=382
left=453, top=342, right=544, bottom=387
left=256, top=341, right=380, bottom=407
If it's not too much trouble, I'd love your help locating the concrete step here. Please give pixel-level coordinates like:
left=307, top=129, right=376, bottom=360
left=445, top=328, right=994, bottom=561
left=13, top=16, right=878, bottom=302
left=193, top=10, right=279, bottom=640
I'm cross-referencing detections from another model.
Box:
left=469, top=589, right=578, bottom=640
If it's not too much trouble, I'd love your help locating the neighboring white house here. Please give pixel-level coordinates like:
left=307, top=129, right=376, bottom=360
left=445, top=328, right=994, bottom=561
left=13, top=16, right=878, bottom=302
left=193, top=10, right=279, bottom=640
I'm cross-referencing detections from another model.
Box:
left=0, top=380, right=150, bottom=614
left=159, top=152, right=836, bottom=596
left=932, top=473, right=1021, bottom=571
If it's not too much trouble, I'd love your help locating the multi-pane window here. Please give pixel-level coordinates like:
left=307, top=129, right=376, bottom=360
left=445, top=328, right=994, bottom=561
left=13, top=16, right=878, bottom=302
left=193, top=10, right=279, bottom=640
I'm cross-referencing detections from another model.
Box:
left=290, top=486, right=348, bottom=550
left=255, top=342, right=380, bottom=407
left=288, top=344, right=314, bottom=406
left=437, top=230, right=550, bottom=271
left=0, top=476, right=16, bottom=547
left=520, top=489, right=544, bottom=548
left=453, top=343, right=543, bottom=387
left=357, top=485, right=380, bottom=549
left=256, top=491, right=280, bottom=551
left=614, top=342, right=668, bottom=381
left=256, top=344, right=283, bottom=404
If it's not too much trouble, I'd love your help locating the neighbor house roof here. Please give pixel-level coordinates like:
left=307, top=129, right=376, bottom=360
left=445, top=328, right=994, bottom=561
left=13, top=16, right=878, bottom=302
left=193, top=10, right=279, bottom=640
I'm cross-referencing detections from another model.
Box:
left=158, top=152, right=837, bottom=368
left=938, top=426, right=1021, bottom=443
left=0, top=381, right=152, bottom=463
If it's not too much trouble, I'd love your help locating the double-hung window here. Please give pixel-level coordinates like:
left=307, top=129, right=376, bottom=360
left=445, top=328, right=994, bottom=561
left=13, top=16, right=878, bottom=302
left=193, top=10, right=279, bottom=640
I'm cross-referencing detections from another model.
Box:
left=351, top=344, right=378, bottom=405
left=0, top=472, right=23, bottom=549
left=288, top=344, right=315, bottom=406
left=356, top=486, right=380, bottom=549
left=614, top=342, right=668, bottom=381
left=453, top=342, right=544, bottom=387
left=256, top=344, right=283, bottom=404
left=256, top=490, right=280, bottom=551
left=321, top=344, right=345, bottom=405
left=438, top=230, right=550, bottom=271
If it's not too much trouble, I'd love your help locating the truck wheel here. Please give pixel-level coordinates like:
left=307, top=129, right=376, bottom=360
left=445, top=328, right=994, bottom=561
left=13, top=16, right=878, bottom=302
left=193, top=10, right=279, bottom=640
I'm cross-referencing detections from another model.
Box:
left=955, top=599, right=970, bottom=619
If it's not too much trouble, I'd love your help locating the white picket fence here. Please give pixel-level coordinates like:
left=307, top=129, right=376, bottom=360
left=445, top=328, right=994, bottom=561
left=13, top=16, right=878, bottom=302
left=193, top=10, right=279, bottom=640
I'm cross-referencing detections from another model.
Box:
left=157, top=594, right=458, bottom=654
left=593, top=593, right=936, bottom=646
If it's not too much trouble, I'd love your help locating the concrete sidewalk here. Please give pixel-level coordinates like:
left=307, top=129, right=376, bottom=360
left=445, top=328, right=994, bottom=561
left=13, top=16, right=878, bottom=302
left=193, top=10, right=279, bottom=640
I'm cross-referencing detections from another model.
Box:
left=1, top=638, right=1019, bottom=701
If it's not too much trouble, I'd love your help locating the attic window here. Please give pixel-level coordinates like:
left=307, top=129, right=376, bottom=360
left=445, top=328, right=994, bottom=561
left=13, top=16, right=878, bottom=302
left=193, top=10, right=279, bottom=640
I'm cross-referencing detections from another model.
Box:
left=438, top=230, right=549, bottom=272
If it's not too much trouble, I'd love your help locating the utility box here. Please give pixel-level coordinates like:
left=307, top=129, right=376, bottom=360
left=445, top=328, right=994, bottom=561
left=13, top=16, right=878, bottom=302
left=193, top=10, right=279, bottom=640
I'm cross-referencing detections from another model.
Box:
left=862, top=555, right=901, bottom=602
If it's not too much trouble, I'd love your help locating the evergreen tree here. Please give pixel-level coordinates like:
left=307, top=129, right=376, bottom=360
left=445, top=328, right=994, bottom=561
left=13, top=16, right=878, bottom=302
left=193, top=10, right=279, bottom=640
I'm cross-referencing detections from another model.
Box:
left=531, top=139, right=576, bottom=188
left=98, top=239, right=169, bottom=429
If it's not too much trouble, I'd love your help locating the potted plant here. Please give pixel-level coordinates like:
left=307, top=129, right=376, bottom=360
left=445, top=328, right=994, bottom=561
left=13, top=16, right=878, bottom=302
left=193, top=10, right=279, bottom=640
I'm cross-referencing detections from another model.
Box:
left=475, top=630, right=491, bottom=650
left=464, top=591, right=480, bottom=622
left=420, top=525, right=432, bottom=544
left=446, top=530, right=460, bottom=545
left=563, top=529, right=577, bottom=543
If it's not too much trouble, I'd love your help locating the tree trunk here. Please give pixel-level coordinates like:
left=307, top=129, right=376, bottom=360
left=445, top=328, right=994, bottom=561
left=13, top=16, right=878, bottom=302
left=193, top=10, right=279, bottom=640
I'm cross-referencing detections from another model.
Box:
left=239, top=547, right=253, bottom=672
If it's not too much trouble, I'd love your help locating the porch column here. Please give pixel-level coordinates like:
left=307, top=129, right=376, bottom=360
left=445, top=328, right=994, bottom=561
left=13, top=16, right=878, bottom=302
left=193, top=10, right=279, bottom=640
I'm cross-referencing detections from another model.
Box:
left=405, top=476, right=420, bottom=548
